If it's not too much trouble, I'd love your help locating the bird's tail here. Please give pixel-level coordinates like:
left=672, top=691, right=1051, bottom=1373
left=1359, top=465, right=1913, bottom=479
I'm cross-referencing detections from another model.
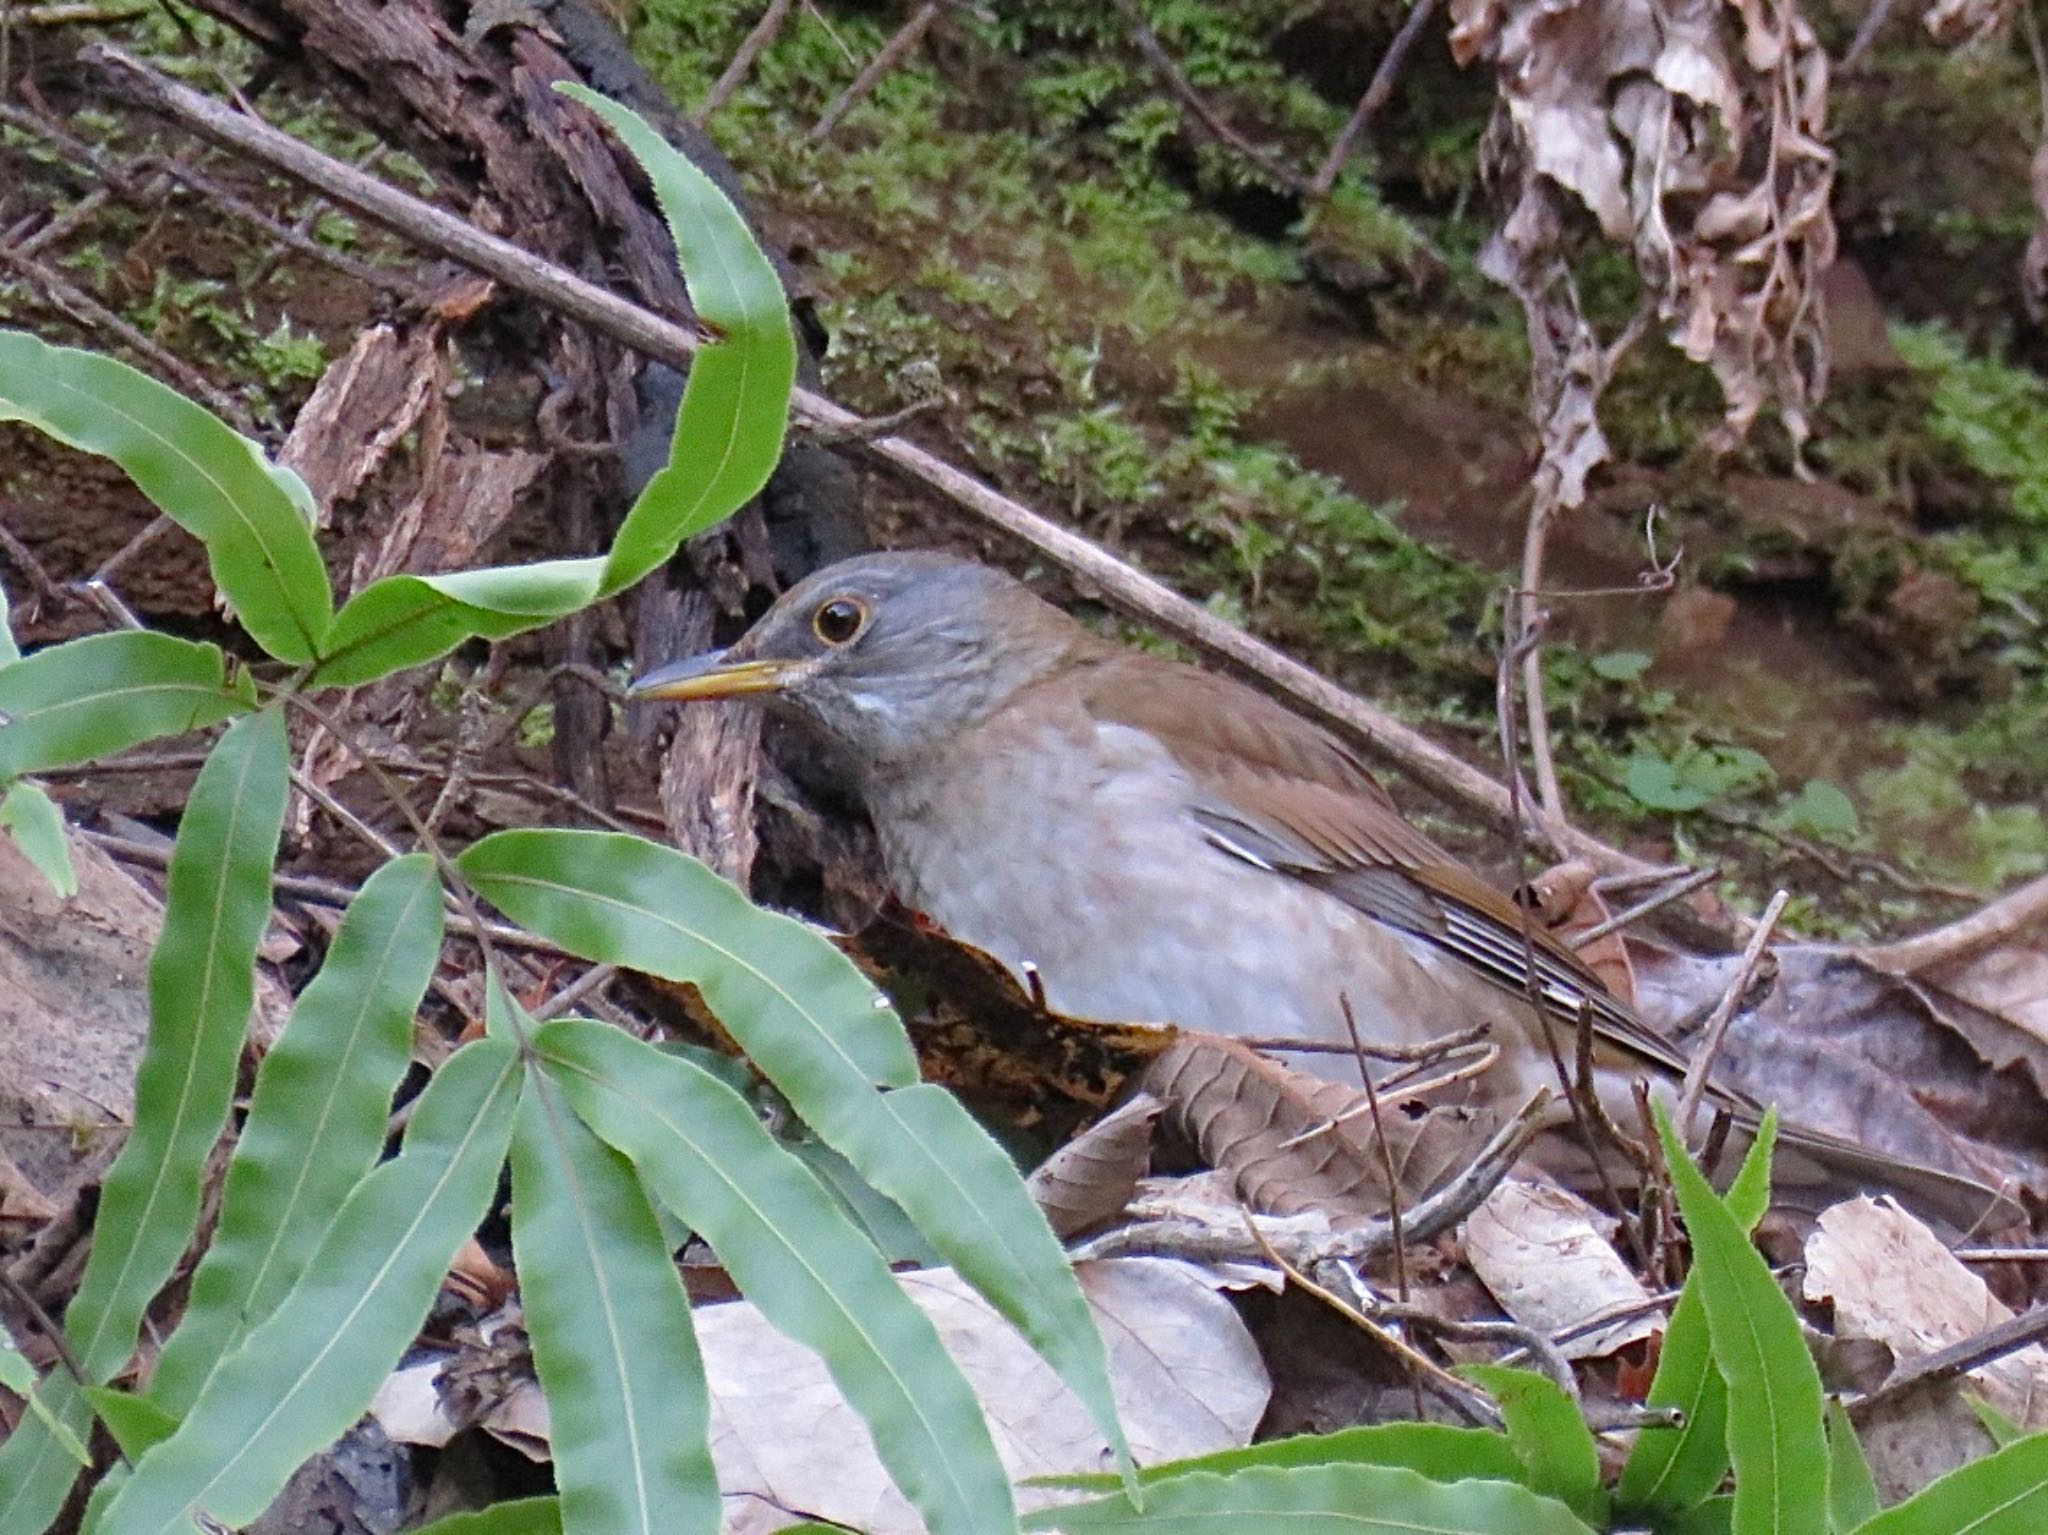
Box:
left=1750, top=1115, right=2022, bottom=1234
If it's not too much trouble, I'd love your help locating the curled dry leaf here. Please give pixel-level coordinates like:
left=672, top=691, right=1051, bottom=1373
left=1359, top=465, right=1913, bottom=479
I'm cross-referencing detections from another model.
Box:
left=1804, top=1196, right=2048, bottom=1427
left=1464, top=1176, right=1658, bottom=1359
left=1453, top=0, right=1836, bottom=468
left=1519, top=859, right=1636, bottom=1006
left=1143, top=1034, right=1506, bottom=1224
left=1027, top=1092, right=1164, bottom=1239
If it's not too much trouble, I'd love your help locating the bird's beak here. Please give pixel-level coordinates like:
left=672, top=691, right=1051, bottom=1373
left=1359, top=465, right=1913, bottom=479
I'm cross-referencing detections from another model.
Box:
left=629, top=650, right=815, bottom=703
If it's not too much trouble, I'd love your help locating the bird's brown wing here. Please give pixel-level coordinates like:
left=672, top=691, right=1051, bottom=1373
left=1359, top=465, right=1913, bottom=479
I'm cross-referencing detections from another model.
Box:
left=1076, top=654, right=2024, bottom=1229
left=1075, top=654, right=1698, bottom=1080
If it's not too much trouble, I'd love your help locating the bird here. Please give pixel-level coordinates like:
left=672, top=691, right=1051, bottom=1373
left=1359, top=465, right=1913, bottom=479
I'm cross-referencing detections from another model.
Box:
left=632, top=549, right=2009, bottom=1227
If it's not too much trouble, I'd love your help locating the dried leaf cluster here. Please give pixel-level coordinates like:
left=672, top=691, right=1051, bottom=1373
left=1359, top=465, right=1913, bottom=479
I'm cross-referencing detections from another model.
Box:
left=1452, top=0, right=1838, bottom=492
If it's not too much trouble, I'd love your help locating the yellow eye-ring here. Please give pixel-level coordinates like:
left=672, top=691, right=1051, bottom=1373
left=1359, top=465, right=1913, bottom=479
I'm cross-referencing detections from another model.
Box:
left=812, top=597, right=868, bottom=646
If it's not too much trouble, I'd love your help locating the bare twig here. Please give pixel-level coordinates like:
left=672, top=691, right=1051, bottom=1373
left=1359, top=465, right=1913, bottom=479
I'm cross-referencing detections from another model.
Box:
left=73, top=578, right=143, bottom=631
left=5, top=187, right=111, bottom=258
left=0, top=516, right=68, bottom=611
left=698, top=0, right=796, bottom=124
left=289, top=765, right=405, bottom=861
left=1377, top=1302, right=1579, bottom=1402
left=8, top=3, right=145, bottom=21
left=1570, top=865, right=1720, bottom=948
left=0, top=243, right=254, bottom=430
left=1848, top=1304, right=2048, bottom=1421
left=1342, top=994, right=1408, bottom=1306
left=91, top=516, right=173, bottom=587
left=1074, top=1087, right=1551, bottom=1267
left=1117, top=0, right=1309, bottom=194
left=800, top=395, right=939, bottom=446
left=1241, top=1210, right=1501, bottom=1427
left=535, top=963, right=620, bottom=1022
left=1676, top=888, right=1790, bottom=1139
left=1238, top=1020, right=1490, bottom=1061
left=0, top=1269, right=91, bottom=1394
left=0, top=100, right=419, bottom=301
left=1840, top=0, right=1900, bottom=72
left=87, top=44, right=1663, bottom=876
left=809, top=1, right=941, bottom=142
left=1851, top=872, right=2048, bottom=975
left=82, top=827, right=583, bottom=960
left=1308, top=0, right=1438, bottom=197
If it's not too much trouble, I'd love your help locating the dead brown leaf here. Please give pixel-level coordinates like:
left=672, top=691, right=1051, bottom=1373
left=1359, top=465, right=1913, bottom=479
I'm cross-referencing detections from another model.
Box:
left=1027, top=1092, right=1163, bottom=1239
left=1629, top=941, right=2048, bottom=1202
left=1455, top=0, right=1836, bottom=469
left=374, top=1259, right=1269, bottom=1534
left=1521, top=859, right=1636, bottom=1005
left=1144, top=1034, right=1503, bottom=1223
left=0, top=825, right=288, bottom=1213
left=1464, top=1176, right=1659, bottom=1358
left=1806, top=1196, right=2048, bottom=1426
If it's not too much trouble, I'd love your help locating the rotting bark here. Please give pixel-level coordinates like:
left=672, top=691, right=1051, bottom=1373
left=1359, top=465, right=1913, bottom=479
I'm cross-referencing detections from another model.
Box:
left=176, top=0, right=862, bottom=882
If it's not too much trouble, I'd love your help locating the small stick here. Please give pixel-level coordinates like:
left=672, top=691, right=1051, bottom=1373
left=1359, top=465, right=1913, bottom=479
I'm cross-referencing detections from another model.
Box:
left=1118, top=0, right=1308, bottom=194
left=1238, top=1020, right=1490, bottom=1061
left=1848, top=1304, right=2048, bottom=1421
left=0, top=244, right=253, bottom=430
left=8, top=3, right=146, bottom=22
left=1241, top=1208, right=1500, bottom=1427
left=1342, top=994, right=1408, bottom=1307
left=809, top=2, right=941, bottom=142
left=0, top=517, right=69, bottom=611
left=696, top=0, right=796, bottom=125
left=290, top=765, right=405, bottom=861
left=1677, top=889, right=1790, bottom=1139
left=1570, top=865, right=1720, bottom=948
left=800, top=395, right=939, bottom=446
left=1308, top=0, right=1438, bottom=197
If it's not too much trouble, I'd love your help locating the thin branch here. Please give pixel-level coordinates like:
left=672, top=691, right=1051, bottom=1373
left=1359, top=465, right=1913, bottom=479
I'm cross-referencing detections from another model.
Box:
left=809, top=1, right=940, bottom=142
left=0, top=243, right=255, bottom=431
left=1342, top=994, right=1408, bottom=1307
left=1677, top=888, right=1790, bottom=1139
left=1241, top=1209, right=1501, bottom=1427
left=1851, top=872, right=2048, bottom=976
left=1117, top=0, right=1309, bottom=195
left=696, top=0, right=796, bottom=125
left=1840, top=0, right=1901, bottom=72
left=1569, top=866, right=1720, bottom=949
left=87, top=43, right=1661, bottom=876
left=1848, top=1304, right=2048, bottom=1421
left=1308, top=0, right=1438, bottom=197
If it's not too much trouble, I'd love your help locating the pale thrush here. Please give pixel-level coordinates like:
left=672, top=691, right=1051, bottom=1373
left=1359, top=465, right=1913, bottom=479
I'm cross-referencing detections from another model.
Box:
left=636, top=551, right=2006, bottom=1226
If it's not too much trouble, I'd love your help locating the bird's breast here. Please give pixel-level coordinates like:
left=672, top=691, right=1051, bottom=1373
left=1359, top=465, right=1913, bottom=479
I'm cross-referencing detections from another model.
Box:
left=865, top=715, right=1473, bottom=1059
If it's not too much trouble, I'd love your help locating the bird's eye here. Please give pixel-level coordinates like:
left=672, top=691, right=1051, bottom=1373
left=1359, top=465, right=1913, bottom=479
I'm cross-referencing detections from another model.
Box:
left=812, top=596, right=868, bottom=646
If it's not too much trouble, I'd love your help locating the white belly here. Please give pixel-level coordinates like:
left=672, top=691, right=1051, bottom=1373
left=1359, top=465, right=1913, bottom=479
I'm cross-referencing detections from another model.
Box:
left=868, top=715, right=1502, bottom=1074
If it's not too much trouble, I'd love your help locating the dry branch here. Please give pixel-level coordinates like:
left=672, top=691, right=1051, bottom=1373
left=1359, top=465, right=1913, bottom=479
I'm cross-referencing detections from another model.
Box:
left=696, top=0, right=795, bottom=125
left=88, top=41, right=1660, bottom=877
left=1118, top=0, right=1310, bottom=194
left=1309, top=0, right=1439, bottom=197
left=809, top=1, right=941, bottom=142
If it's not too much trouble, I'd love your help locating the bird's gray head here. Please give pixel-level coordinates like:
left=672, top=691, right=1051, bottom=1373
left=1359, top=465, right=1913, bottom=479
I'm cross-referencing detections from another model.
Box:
left=631, top=551, right=1094, bottom=778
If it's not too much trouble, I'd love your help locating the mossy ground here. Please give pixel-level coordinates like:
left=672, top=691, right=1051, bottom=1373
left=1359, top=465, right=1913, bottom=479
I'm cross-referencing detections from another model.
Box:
left=621, top=1, right=2048, bottom=939
left=2, top=4, right=2043, bottom=937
